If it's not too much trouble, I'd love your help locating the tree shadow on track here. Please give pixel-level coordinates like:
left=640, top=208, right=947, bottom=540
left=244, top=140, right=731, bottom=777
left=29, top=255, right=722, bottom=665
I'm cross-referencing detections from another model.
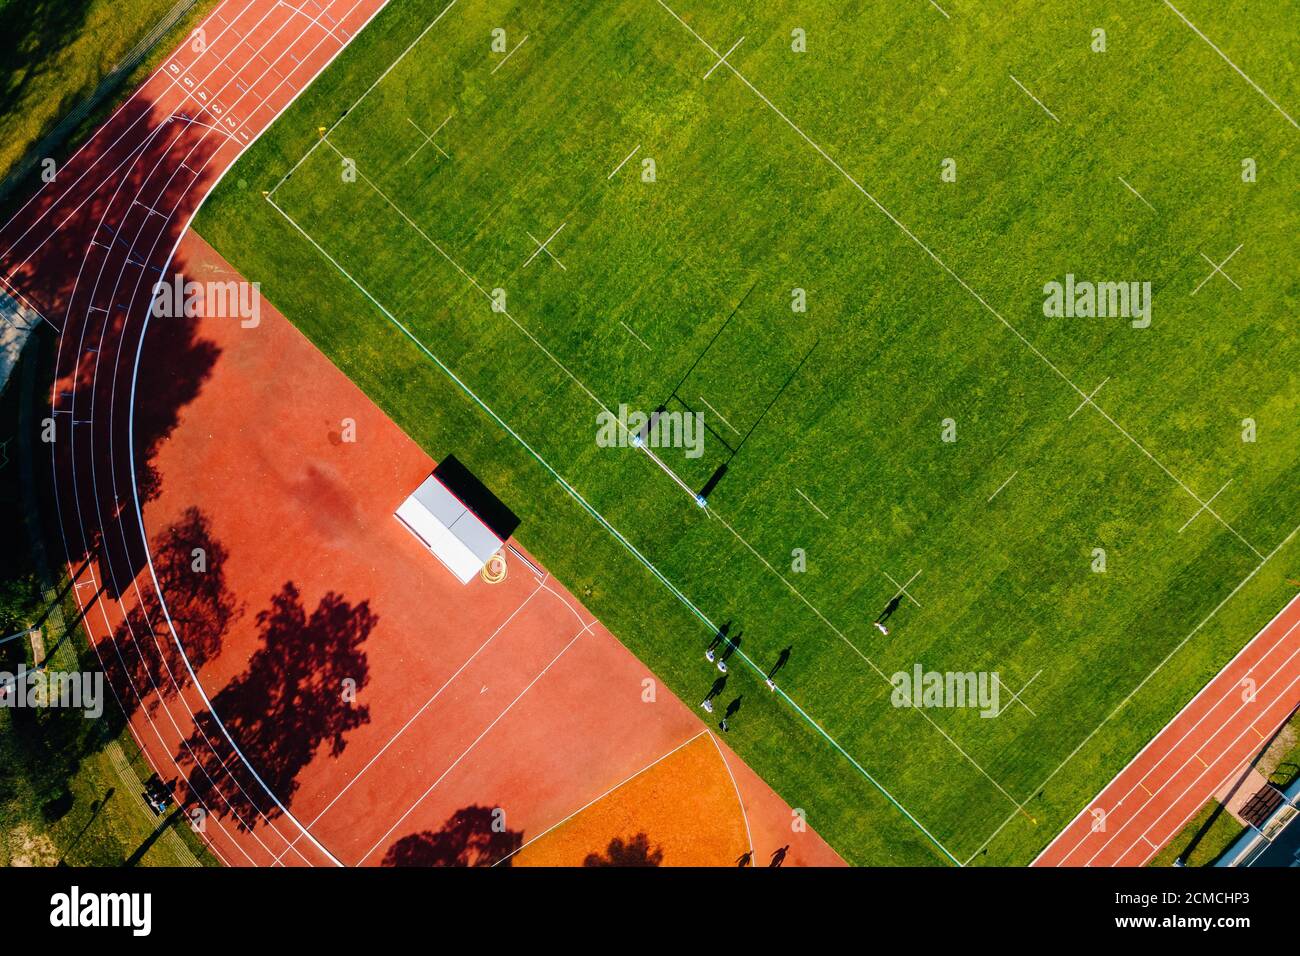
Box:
left=25, top=100, right=229, bottom=603
left=99, top=505, right=241, bottom=718
left=96, top=299, right=222, bottom=601
left=382, top=805, right=524, bottom=867
left=176, top=581, right=375, bottom=831
left=583, top=833, right=664, bottom=867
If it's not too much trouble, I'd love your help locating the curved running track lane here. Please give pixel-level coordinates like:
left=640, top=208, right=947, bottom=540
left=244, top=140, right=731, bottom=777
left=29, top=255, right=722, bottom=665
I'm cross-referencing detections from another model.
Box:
left=0, top=0, right=390, bottom=867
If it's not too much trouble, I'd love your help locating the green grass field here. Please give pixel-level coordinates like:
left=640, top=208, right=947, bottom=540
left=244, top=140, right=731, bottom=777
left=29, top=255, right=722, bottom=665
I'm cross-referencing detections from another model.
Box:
left=196, top=0, right=1300, bottom=865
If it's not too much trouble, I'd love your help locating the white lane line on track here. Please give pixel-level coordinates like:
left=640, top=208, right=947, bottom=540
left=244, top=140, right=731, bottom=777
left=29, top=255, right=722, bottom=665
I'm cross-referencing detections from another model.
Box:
left=1125, top=666, right=1300, bottom=866
left=1077, top=622, right=1300, bottom=866
left=0, top=0, right=262, bottom=242
left=0, top=0, right=269, bottom=263
left=269, top=579, right=549, bottom=864
left=355, top=621, right=593, bottom=866
left=60, top=2, right=341, bottom=865
left=103, top=0, right=382, bottom=866
left=1033, top=586, right=1300, bottom=866
left=57, top=0, right=379, bottom=868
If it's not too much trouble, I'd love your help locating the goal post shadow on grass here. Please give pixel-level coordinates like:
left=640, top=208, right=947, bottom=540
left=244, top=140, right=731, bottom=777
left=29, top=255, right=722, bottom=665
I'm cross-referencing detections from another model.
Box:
left=635, top=280, right=820, bottom=509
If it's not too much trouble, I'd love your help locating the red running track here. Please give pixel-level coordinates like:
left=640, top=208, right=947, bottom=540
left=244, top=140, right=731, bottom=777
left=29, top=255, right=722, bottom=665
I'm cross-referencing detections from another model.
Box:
left=1034, top=593, right=1300, bottom=867
left=0, top=0, right=391, bottom=865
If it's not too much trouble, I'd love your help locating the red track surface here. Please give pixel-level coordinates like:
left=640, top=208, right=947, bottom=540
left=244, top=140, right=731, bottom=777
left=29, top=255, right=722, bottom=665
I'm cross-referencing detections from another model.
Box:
left=0, top=0, right=393, bottom=868
left=0, top=0, right=842, bottom=867
left=1035, top=593, right=1300, bottom=867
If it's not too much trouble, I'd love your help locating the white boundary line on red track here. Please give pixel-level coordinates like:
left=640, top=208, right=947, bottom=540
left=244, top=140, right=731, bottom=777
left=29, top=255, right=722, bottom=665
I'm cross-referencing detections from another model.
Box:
left=54, top=0, right=346, bottom=866
left=1027, top=525, right=1300, bottom=864
left=1103, top=647, right=1300, bottom=866
left=121, top=0, right=388, bottom=867
left=268, top=577, right=550, bottom=864
left=0, top=0, right=260, bottom=236
left=33, top=0, right=390, bottom=866
left=83, top=3, right=361, bottom=863
left=1051, top=612, right=1300, bottom=866
left=0, top=0, right=263, bottom=256
left=355, top=620, right=594, bottom=865
left=66, top=0, right=369, bottom=867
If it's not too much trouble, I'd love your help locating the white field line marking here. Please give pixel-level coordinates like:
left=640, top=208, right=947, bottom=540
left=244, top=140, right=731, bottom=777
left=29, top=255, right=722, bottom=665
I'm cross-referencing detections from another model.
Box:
left=315, top=139, right=620, bottom=423
left=703, top=35, right=744, bottom=80
left=608, top=143, right=641, bottom=179
left=699, top=395, right=739, bottom=434
left=651, top=0, right=1261, bottom=561
left=994, top=670, right=1041, bottom=718
left=524, top=230, right=566, bottom=270
left=1192, top=244, right=1242, bottom=294
left=308, top=146, right=701, bottom=510
left=1069, top=377, right=1109, bottom=419
left=271, top=580, right=547, bottom=862
left=707, top=506, right=1024, bottom=813
left=1117, top=176, right=1156, bottom=213
left=494, top=729, right=708, bottom=865
left=929, top=0, right=950, bottom=20
left=1008, top=73, right=1060, bottom=123
left=707, top=730, right=755, bottom=856
left=522, top=221, right=566, bottom=268
left=988, top=470, right=1017, bottom=501
left=619, top=319, right=651, bottom=351
left=490, top=33, right=529, bottom=75
left=1199, top=252, right=1241, bottom=290
left=1014, top=519, right=1300, bottom=866
left=1179, top=479, right=1233, bottom=533
left=403, top=114, right=451, bottom=165
left=882, top=568, right=922, bottom=608
left=1162, top=0, right=1299, bottom=131
left=1060, top=616, right=1300, bottom=866
left=268, top=0, right=459, bottom=196
left=357, top=621, right=592, bottom=865
left=795, top=487, right=828, bottom=519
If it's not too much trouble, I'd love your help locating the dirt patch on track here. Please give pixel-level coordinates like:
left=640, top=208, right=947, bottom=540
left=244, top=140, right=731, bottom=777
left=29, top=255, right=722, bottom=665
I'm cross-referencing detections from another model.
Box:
left=513, top=733, right=748, bottom=867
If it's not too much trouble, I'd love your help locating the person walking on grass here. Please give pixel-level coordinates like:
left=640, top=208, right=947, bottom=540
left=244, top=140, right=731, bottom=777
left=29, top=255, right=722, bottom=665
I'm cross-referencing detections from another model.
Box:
left=874, top=594, right=901, bottom=635
left=765, top=646, right=791, bottom=691
left=700, top=675, right=726, bottom=714
left=719, top=695, right=742, bottom=732
left=705, top=623, right=730, bottom=665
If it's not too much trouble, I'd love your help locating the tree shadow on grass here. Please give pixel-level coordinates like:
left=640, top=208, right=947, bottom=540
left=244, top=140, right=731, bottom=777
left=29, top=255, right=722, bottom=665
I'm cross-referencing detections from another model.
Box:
left=382, top=805, right=523, bottom=867
left=0, top=1, right=96, bottom=131
left=176, top=581, right=375, bottom=831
